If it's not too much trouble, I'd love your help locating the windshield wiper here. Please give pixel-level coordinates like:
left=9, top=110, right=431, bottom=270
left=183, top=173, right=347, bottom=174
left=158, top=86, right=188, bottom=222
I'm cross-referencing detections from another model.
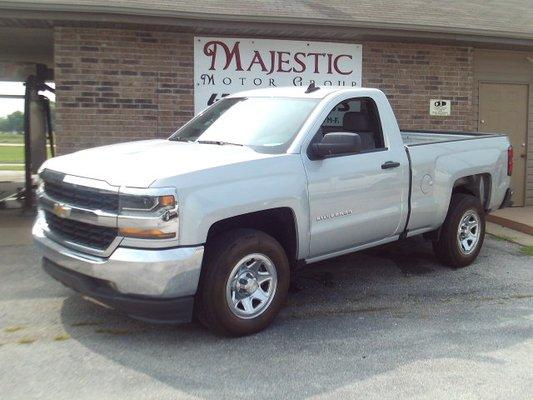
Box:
left=196, top=140, right=243, bottom=147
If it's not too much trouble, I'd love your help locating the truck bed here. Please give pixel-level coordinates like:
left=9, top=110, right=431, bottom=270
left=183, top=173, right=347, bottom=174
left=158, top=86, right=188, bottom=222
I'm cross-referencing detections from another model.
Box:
left=403, top=130, right=510, bottom=236
left=401, top=130, right=504, bottom=147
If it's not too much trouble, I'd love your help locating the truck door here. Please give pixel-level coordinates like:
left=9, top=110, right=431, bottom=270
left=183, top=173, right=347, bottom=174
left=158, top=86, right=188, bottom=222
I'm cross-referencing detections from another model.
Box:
left=303, top=96, right=408, bottom=258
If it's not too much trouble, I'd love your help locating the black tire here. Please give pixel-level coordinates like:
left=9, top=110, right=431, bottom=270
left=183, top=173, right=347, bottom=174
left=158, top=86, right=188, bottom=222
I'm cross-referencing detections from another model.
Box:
left=433, top=193, right=485, bottom=268
left=196, top=228, right=290, bottom=337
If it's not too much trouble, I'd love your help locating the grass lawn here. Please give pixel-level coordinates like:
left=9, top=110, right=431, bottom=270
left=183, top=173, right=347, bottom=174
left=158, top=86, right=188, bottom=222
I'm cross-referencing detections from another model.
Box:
left=0, top=133, right=23, bottom=144
left=0, top=133, right=54, bottom=171
left=0, top=145, right=23, bottom=163
left=0, top=145, right=53, bottom=161
left=0, top=164, right=24, bottom=171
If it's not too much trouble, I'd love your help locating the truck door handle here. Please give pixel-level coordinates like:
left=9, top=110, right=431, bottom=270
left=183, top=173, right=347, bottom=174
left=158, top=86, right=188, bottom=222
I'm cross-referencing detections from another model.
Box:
left=381, top=161, right=400, bottom=169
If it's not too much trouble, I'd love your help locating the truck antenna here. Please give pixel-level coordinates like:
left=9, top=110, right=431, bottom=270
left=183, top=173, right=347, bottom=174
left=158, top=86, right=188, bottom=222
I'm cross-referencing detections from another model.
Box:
left=305, top=82, right=320, bottom=94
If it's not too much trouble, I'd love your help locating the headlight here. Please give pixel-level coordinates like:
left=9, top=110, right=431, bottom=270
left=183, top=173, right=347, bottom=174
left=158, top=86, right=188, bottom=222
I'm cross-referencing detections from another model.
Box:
left=119, top=194, right=175, bottom=212
left=118, top=190, right=178, bottom=240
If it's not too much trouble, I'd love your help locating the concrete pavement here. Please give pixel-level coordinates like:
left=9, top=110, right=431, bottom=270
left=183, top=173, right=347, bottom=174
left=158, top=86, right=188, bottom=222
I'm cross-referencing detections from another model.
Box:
left=488, top=206, right=533, bottom=236
left=0, top=213, right=532, bottom=400
left=486, top=222, right=533, bottom=246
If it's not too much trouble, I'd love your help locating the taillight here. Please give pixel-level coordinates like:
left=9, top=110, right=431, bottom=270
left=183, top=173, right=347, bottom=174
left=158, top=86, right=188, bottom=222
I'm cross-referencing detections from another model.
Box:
left=507, top=146, right=513, bottom=176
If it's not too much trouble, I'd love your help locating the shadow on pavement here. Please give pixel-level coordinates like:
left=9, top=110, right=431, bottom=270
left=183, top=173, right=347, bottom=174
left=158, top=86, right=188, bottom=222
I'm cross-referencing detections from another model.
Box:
left=58, top=237, right=532, bottom=399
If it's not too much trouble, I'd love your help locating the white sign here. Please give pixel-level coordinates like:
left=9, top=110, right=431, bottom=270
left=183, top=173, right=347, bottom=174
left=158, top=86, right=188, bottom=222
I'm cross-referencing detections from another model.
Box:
left=429, top=99, right=451, bottom=116
left=194, top=37, right=362, bottom=113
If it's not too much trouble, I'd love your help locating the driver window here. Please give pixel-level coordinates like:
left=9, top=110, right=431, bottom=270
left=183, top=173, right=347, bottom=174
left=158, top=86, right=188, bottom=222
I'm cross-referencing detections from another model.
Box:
left=319, top=97, right=386, bottom=152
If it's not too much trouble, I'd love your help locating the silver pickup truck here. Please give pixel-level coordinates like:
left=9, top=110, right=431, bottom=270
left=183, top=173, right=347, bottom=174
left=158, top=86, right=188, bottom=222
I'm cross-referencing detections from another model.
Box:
left=33, top=86, right=513, bottom=336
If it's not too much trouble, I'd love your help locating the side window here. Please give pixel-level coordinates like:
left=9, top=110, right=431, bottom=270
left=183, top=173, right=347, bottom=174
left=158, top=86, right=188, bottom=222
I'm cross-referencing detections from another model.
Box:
left=318, top=97, right=386, bottom=152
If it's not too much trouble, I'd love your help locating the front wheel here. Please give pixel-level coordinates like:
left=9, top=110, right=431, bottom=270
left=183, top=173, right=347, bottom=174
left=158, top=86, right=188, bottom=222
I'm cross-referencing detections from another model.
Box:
left=433, top=193, right=486, bottom=268
left=196, top=229, right=290, bottom=336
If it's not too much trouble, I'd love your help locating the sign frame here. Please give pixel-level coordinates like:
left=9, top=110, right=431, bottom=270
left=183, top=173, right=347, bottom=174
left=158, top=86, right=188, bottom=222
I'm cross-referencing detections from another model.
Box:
left=194, top=37, right=363, bottom=114
left=429, top=99, right=451, bottom=116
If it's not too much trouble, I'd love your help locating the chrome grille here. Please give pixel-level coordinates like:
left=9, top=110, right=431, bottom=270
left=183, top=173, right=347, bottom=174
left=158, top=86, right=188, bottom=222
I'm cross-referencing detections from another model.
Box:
left=43, top=180, right=119, bottom=212
left=41, top=169, right=119, bottom=212
left=44, top=211, right=118, bottom=251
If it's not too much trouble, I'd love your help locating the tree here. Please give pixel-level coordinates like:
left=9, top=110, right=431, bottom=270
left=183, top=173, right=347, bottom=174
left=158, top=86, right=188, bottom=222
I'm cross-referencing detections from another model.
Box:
left=0, top=111, right=24, bottom=134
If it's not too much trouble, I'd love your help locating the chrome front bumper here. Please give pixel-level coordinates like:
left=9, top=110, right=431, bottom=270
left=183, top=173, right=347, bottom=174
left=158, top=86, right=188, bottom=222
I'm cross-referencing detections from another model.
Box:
left=33, top=220, right=204, bottom=299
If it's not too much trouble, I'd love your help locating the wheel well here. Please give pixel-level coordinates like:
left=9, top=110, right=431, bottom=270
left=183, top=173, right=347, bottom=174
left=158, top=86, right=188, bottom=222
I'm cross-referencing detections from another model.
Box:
left=452, top=173, right=491, bottom=210
left=206, top=208, right=298, bottom=266
left=426, top=173, right=491, bottom=242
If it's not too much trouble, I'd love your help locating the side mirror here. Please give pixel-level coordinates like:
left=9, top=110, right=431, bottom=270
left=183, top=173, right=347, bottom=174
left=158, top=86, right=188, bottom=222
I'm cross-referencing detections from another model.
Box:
left=311, top=132, right=362, bottom=159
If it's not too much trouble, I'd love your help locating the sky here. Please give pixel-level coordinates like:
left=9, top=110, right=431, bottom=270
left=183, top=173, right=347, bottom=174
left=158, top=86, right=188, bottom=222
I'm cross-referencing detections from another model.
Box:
left=0, top=82, right=56, bottom=118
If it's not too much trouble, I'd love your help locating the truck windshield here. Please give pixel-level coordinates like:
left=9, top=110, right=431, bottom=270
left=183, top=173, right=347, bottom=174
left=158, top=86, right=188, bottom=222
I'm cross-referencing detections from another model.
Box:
left=169, top=97, right=318, bottom=153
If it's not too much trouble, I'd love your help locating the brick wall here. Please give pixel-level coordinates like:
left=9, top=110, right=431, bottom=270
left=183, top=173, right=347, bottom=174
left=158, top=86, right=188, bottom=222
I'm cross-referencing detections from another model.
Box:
left=54, top=27, right=474, bottom=154
left=363, top=41, right=474, bottom=131
left=54, top=27, right=193, bottom=154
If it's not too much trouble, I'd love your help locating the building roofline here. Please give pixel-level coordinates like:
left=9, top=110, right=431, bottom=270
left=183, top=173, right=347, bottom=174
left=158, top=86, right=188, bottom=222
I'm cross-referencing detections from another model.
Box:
left=1, top=2, right=533, bottom=48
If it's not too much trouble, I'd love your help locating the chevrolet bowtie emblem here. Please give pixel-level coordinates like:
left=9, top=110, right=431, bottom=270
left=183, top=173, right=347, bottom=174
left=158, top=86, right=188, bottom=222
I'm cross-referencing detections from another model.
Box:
left=53, top=203, right=71, bottom=218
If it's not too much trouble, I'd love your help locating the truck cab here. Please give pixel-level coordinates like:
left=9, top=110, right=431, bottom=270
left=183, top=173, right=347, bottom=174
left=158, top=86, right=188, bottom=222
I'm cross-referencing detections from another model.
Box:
left=297, top=89, right=410, bottom=259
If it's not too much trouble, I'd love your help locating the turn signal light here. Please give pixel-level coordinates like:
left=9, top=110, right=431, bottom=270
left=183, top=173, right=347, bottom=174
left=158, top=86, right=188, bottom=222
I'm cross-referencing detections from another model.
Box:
left=119, top=227, right=175, bottom=239
left=158, top=195, right=176, bottom=207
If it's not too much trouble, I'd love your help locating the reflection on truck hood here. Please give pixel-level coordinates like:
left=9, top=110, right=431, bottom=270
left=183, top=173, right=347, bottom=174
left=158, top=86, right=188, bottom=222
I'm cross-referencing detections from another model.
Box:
left=42, top=139, right=276, bottom=187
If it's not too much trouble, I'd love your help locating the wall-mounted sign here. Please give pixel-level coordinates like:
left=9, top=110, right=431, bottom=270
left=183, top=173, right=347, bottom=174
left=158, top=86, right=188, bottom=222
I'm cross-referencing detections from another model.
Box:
left=194, top=37, right=362, bottom=114
left=429, top=99, right=451, bottom=116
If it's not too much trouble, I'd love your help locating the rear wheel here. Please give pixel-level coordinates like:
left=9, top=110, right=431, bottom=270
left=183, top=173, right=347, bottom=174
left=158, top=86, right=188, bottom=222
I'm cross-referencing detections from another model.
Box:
left=196, top=229, right=290, bottom=336
left=433, top=193, right=485, bottom=268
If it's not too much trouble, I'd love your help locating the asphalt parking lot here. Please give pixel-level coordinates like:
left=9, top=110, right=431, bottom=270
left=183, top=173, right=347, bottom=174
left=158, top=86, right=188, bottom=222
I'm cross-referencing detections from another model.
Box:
left=0, top=212, right=532, bottom=400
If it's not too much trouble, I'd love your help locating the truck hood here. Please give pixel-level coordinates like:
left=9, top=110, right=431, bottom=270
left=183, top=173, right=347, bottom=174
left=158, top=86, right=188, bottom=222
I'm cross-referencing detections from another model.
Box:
left=42, top=139, right=277, bottom=187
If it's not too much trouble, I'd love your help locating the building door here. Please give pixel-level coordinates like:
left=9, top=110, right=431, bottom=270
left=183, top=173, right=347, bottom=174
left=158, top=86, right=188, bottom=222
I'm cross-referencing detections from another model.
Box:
left=479, top=83, right=528, bottom=206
